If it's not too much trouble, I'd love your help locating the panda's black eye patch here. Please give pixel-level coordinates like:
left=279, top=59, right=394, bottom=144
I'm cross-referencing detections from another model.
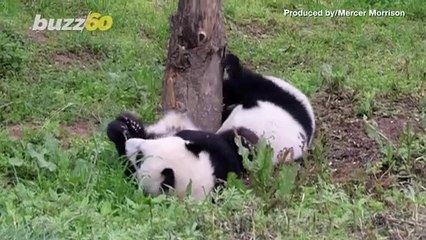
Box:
left=134, top=151, right=144, bottom=168
left=160, top=168, right=175, bottom=192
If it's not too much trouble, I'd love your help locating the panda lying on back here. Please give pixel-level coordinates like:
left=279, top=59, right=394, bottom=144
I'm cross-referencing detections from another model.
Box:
left=106, top=53, right=315, bottom=200
left=107, top=112, right=258, bottom=200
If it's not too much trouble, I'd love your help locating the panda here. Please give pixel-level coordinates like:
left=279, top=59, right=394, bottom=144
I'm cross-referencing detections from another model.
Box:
left=107, top=112, right=258, bottom=201
left=219, top=53, right=315, bottom=164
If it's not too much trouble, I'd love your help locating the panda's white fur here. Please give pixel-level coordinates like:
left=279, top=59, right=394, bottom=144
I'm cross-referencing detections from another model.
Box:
left=125, top=137, right=215, bottom=200
left=145, top=111, right=200, bottom=138
left=263, top=75, right=315, bottom=142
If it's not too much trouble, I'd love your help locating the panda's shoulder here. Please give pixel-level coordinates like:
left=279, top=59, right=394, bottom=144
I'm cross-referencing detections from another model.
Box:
left=175, top=130, right=238, bottom=159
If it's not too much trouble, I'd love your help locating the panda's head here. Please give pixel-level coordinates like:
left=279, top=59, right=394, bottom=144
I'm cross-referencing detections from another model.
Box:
left=221, top=53, right=246, bottom=121
left=125, top=136, right=216, bottom=200
left=222, top=53, right=242, bottom=82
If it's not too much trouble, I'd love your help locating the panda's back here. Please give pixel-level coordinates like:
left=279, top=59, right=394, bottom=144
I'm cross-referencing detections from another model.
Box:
left=264, top=75, right=315, bottom=131
left=217, top=101, right=307, bottom=163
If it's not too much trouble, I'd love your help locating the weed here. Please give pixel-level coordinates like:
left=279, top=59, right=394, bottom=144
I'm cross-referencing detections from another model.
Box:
left=0, top=24, right=29, bottom=79
left=355, top=91, right=376, bottom=117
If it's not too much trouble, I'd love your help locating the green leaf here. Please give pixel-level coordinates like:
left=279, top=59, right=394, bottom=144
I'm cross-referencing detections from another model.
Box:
left=27, top=143, right=57, bottom=172
left=255, top=139, right=274, bottom=186
left=363, top=117, right=383, bottom=146
left=100, top=201, right=112, bottom=215
left=277, top=163, right=299, bottom=201
left=235, top=133, right=254, bottom=171
left=226, top=172, right=247, bottom=191
left=8, top=157, right=24, bottom=166
left=185, top=179, right=193, bottom=197
left=72, top=158, right=89, bottom=177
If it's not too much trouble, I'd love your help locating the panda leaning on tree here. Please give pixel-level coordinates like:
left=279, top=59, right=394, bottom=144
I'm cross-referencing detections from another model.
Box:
left=106, top=53, right=316, bottom=201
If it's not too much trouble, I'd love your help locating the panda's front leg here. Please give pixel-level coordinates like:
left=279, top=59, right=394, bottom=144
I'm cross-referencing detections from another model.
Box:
left=106, top=113, right=147, bottom=177
left=107, top=112, right=147, bottom=155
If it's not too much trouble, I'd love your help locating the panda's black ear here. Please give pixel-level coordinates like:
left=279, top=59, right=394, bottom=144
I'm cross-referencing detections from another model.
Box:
left=185, top=141, right=203, bottom=156
left=224, top=53, right=240, bottom=67
left=223, top=53, right=242, bottom=78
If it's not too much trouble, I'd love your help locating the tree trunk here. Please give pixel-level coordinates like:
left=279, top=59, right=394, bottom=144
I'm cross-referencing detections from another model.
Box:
left=162, top=0, right=226, bottom=132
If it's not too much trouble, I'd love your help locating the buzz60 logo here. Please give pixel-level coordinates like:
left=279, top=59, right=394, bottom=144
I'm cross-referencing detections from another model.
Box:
left=31, top=12, right=113, bottom=31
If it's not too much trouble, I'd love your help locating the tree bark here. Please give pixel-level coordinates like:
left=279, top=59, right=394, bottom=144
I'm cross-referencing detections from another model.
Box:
left=162, top=0, right=226, bottom=132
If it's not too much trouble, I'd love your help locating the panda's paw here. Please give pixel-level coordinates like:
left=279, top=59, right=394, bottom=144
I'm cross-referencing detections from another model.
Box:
left=146, top=110, right=199, bottom=138
left=236, top=127, right=259, bottom=149
left=107, top=120, right=130, bottom=145
left=116, top=112, right=147, bottom=139
left=106, top=119, right=131, bottom=157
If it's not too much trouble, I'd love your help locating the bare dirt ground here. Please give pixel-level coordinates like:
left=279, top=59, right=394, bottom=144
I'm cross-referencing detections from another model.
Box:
left=312, top=89, right=424, bottom=184
left=51, top=48, right=103, bottom=69
left=28, top=30, right=48, bottom=43
left=313, top=90, right=380, bottom=182
left=7, top=120, right=96, bottom=148
left=313, top=90, right=425, bottom=239
left=313, top=89, right=426, bottom=187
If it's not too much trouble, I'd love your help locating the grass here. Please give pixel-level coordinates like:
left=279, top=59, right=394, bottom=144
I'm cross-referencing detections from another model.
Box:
left=1, top=0, right=425, bottom=239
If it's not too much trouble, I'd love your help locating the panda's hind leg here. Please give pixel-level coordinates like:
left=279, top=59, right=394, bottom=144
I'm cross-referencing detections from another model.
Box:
left=145, top=110, right=199, bottom=138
